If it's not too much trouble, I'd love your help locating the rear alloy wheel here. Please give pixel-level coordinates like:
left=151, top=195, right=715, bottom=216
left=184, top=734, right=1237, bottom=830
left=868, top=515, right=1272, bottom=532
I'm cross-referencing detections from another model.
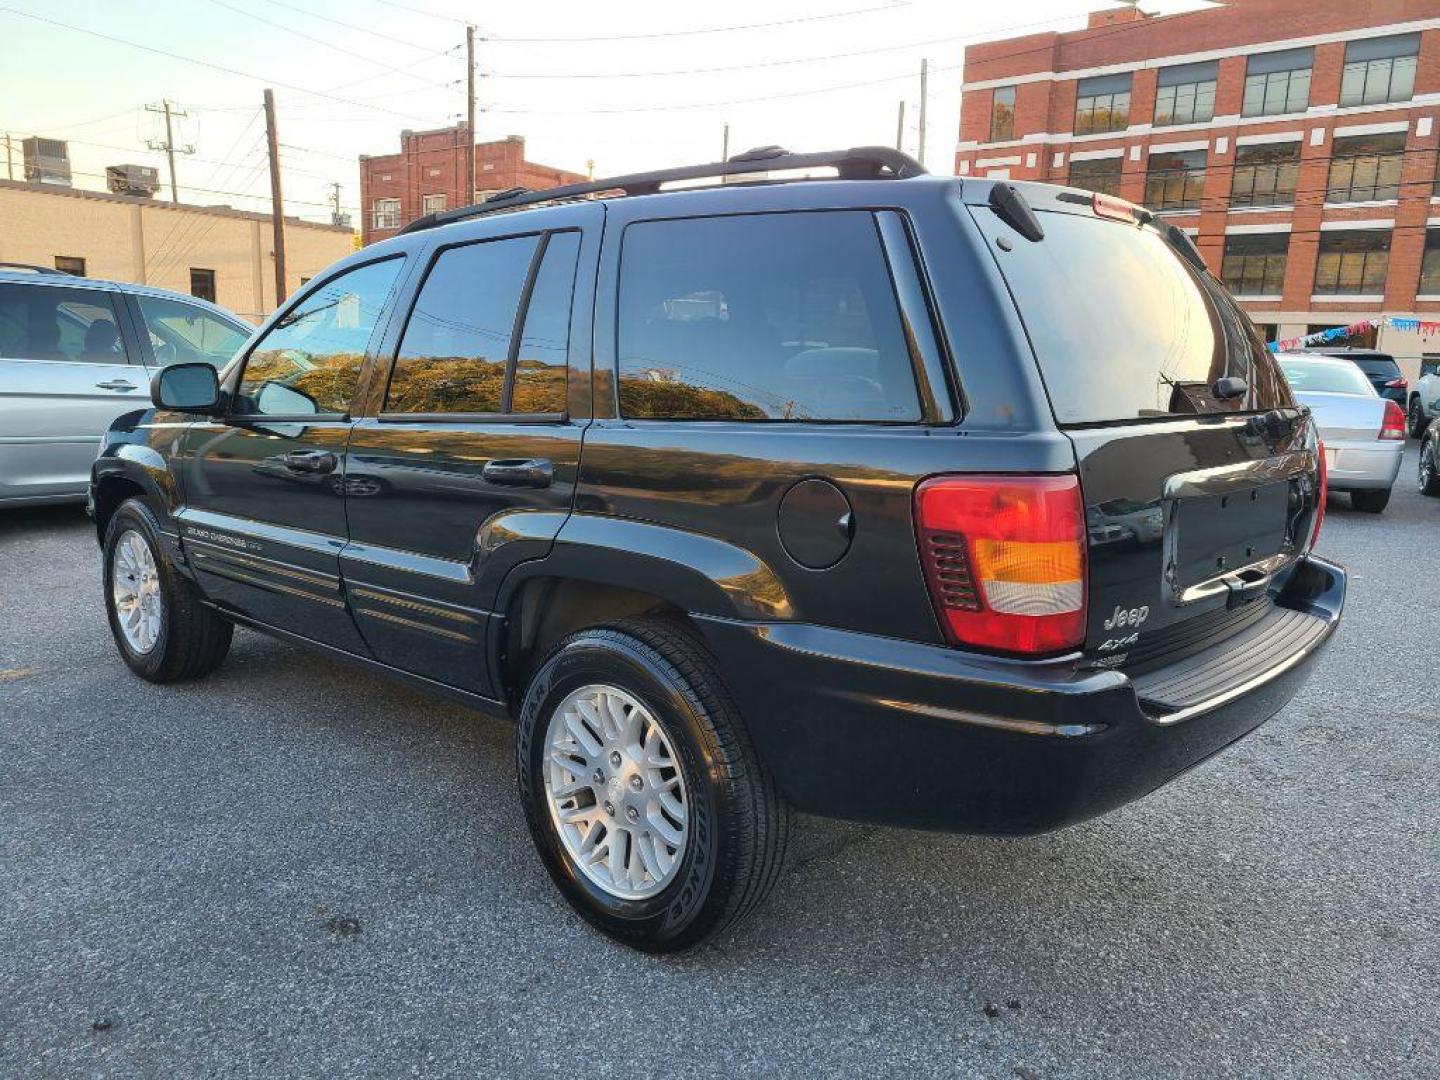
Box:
left=1408, top=399, right=1429, bottom=439
left=1420, top=437, right=1440, bottom=497
left=1350, top=488, right=1391, bottom=514
left=516, top=618, right=788, bottom=952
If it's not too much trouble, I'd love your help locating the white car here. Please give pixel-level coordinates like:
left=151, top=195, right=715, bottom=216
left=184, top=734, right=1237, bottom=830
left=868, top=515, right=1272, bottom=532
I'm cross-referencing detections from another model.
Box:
left=1278, top=353, right=1406, bottom=513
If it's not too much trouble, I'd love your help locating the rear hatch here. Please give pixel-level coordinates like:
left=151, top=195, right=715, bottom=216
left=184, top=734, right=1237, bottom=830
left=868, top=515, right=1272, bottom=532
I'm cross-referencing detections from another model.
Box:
left=970, top=188, right=1321, bottom=671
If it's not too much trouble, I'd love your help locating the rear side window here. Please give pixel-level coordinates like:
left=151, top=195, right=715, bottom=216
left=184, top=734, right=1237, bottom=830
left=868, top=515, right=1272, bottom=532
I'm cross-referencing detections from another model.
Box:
left=0, top=283, right=128, bottom=364
left=975, top=208, right=1292, bottom=425
left=617, top=212, right=921, bottom=422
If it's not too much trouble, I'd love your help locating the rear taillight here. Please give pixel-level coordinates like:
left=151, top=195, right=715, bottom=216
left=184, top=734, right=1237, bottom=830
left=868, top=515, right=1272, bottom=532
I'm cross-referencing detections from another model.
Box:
left=1091, top=192, right=1137, bottom=222
left=1310, top=442, right=1327, bottom=550
left=915, top=475, right=1086, bottom=655
left=1384, top=378, right=1408, bottom=391
left=1380, top=399, right=1406, bottom=441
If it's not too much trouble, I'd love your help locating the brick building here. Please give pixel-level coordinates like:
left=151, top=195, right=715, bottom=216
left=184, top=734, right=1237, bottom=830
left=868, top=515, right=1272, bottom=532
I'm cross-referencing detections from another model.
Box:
left=955, top=0, right=1440, bottom=373
left=359, top=127, right=587, bottom=245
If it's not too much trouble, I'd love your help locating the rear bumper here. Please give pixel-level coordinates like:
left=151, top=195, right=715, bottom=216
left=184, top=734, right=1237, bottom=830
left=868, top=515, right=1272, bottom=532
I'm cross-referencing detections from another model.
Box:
left=696, top=555, right=1345, bottom=835
left=1325, top=440, right=1403, bottom=490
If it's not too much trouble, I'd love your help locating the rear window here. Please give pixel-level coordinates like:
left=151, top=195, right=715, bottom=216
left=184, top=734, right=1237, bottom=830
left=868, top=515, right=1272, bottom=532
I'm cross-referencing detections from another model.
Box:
left=974, top=207, right=1291, bottom=425
left=1346, top=356, right=1401, bottom=378
left=1278, top=358, right=1374, bottom=395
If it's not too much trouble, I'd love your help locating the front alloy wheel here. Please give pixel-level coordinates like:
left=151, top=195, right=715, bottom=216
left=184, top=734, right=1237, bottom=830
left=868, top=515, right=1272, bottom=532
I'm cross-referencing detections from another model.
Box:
left=1420, top=438, right=1440, bottom=497
left=111, top=528, right=163, bottom=653
left=1409, top=399, right=1429, bottom=440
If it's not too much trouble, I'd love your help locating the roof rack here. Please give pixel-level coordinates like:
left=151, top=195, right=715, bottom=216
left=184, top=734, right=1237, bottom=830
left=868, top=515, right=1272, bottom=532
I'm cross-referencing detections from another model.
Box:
left=0, top=262, right=70, bottom=275
left=398, top=144, right=926, bottom=236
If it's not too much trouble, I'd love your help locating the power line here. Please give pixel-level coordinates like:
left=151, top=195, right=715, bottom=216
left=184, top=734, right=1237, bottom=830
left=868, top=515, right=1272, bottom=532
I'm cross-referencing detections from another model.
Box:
left=254, top=0, right=452, bottom=55
left=484, top=1, right=909, bottom=42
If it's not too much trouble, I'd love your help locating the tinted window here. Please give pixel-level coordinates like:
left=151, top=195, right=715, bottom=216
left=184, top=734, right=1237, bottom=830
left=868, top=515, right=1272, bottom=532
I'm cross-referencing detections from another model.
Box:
left=0, top=283, right=127, bottom=363
left=236, top=257, right=403, bottom=416
left=511, top=231, right=579, bottom=414
left=1278, top=359, right=1374, bottom=395
left=136, top=294, right=249, bottom=368
left=386, top=236, right=539, bottom=414
left=974, top=208, right=1291, bottom=425
left=1346, top=356, right=1401, bottom=378
left=617, top=212, right=920, bottom=422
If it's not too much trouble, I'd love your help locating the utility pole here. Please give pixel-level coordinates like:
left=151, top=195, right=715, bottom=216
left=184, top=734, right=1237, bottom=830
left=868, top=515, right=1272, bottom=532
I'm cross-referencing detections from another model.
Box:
left=2, top=132, right=12, bottom=180
left=144, top=100, right=194, bottom=203
left=465, top=25, right=477, bottom=206
left=917, top=60, right=929, bottom=166
left=263, top=89, right=288, bottom=307
left=895, top=102, right=906, bottom=152
left=722, top=122, right=729, bottom=161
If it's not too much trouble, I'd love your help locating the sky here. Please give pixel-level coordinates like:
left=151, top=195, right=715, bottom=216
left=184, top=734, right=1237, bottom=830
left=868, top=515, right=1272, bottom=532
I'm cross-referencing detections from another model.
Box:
left=0, top=0, right=1211, bottom=225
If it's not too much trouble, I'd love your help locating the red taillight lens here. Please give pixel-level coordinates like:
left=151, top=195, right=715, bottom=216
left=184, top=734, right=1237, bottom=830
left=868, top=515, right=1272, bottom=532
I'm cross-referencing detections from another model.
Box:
left=915, top=475, right=1087, bottom=655
left=1384, top=378, right=1408, bottom=390
left=1380, top=399, right=1406, bottom=441
left=1091, top=192, right=1136, bottom=222
left=1310, top=442, right=1327, bottom=550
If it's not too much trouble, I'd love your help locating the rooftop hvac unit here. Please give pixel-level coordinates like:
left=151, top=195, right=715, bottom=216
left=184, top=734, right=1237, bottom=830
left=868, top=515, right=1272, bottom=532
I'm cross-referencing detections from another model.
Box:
left=22, top=136, right=71, bottom=186
left=106, top=164, right=160, bottom=197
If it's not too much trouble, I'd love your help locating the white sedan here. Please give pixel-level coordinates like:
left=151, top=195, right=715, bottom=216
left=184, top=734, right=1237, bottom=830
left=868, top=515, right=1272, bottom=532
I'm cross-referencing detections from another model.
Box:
left=1278, top=353, right=1406, bottom=514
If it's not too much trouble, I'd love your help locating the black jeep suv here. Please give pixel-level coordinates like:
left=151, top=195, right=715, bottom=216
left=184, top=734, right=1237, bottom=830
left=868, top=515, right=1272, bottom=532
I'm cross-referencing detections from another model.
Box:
left=90, top=147, right=1346, bottom=952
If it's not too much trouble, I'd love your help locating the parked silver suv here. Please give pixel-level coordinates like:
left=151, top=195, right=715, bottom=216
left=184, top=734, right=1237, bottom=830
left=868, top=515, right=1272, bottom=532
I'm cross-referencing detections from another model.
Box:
left=0, top=265, right=251, bottom=507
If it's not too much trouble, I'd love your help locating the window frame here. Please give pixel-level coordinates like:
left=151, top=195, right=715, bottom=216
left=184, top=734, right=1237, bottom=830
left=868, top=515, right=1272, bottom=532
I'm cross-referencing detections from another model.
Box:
left=226, top=253, right=407, bottom=421
left=1339, top=34, right=1419, bottom=108
left=1419, top=229, right=1440, bottom=296
left=1229, top=140, right=1301, bottom=208
left=1073, top=73, right=1131, bottom=136
left=1143, top=149, right=1207, bottom=212
left=54, top=255, right=86, bottom=276
left=376, top=228, right=580, bottom=425
left=189, top=267, right=216, bottom=303
left=610, top=208, right=951, bottom=427
left=1221, top=233, right=1289, bottom=296
left=372, top=198, right=401, bottom=230
left=1313, top=230, right=1392, bottom=296
left=1066, top=156, right=1124, bottom=197
left=989, top=86, right=1016, bottom=142
left=420, top=193, right=447, bottom=216
left=1153, top=61, right=1218, bottom=127
left=1325, top=132, right=1407, bottom=204
left=1241, top=48, right=1313, bottom=118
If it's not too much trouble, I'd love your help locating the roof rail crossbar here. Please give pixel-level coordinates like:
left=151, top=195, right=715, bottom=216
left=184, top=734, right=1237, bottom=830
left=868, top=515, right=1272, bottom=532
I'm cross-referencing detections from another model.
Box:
left=397, top=145, right=926, bottom=236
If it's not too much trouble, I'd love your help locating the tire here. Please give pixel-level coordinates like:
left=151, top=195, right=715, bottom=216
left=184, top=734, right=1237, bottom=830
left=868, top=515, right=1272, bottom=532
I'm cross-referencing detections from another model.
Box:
left=103, top=498, right=233, bottom=683
left=1349, top=488, right=1390, bottom=514
left=1408, top=398, right=1429, bottom=440
left=1420, top=436, right=1440, bottom=497
left=515, top=617, right=788, bottom=953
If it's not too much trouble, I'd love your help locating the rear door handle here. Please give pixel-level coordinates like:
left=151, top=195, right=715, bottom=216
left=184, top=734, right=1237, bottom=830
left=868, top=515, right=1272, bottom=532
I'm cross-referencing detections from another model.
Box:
left=281, top=450, right=337, bottom=474
left=482, top=457, right=553, bottom=487
left=95, top=379, right=137, bottom=391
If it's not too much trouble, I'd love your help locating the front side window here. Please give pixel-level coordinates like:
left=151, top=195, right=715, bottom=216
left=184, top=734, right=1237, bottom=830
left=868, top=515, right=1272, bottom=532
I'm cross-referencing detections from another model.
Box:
left=1340, top=33, right=1418, bottom=107
left=1230, top=141, right=1301, bottom=208
left=384, top=230, right=579, bottom=416
left=1420, top=230, right=1440, bottom=296
left=1221, top=234, right=1289, bottom=296
left=1242, top=48, right=1312, bottom=117
left=236, top=257, right=404, bottom=416
left=989, top=86, right=1016, bottom=142
left=1154, top=61, right=1217, bottom=126
left=1313, top=231, right=1391, bottom=296
left=373, top=198, right=401, bottom=230
left=617, top=212, right=921, bottom=422
left=0, top=283, right=127, bottom=364
left=1326, top=132, right=1406, bottom=203
left=1144, top=149, right=1206, bottom=211
left=1067, top=156, right=1123, bottom=196
left=1074, top=73, right=1131, bottom=135
left=136, top=294, right=249, bottom=368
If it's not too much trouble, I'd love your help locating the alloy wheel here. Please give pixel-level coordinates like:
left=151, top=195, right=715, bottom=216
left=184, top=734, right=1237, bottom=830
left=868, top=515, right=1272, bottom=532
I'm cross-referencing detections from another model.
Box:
left=1422, top=442, right=1436, bottom=490
left=111, top=529, right=163, bottom=654
left=543, top=683, right=688, bottom=901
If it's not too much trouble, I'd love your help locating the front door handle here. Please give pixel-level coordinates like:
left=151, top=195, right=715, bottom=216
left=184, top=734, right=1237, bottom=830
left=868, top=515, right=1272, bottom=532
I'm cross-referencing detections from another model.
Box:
left=95, top=379, right=137, bottom=391
left=482, top=457, right=553, bottom=487
left=281, top=450, right=337, bottom=474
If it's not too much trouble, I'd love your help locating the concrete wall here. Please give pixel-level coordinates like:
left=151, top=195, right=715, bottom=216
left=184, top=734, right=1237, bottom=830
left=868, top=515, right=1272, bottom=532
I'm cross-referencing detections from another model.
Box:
left=0, top=182, right=354, bottom=323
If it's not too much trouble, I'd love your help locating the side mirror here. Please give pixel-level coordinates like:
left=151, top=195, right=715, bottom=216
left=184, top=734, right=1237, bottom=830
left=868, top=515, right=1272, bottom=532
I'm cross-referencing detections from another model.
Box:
left=151, top=362, right=220, bottom=413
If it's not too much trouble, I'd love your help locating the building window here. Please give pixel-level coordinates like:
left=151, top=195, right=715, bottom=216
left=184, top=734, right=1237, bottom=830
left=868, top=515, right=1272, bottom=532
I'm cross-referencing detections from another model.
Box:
left=1074, top=73, right=1130, bottom=135
left=1326, top=132, right=1406, bottom=204
left=1314, top=231, right=1391, bottom=296
left=53, top=256, right=86, bottom=276
left=1221, top=234, right=1289, bottom=296
left=1066, top=156, right=1123, bottom=197
left=989, top=86, right=1016, bottom=142
left=1143, top=149, right=1206, bottom=211
left=1154, top=61, right=1217, bottom=126
left=1420, top=230, right=1440, bottom=296
left=1340, top=33, right=1419, bottom=107
left=189, top=268, right=216, bottom=302
left=1230, top=141, right=1301, bottom=208
left=421, top=193, right=446, bottom=215
left=1242, top=47, right=1313, bottom=117
left=372, top=198, right=401, bottom=229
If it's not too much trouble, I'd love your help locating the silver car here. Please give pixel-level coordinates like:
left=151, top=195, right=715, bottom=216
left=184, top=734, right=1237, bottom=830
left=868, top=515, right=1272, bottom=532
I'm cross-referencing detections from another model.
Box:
left=0, top=265, right=251, bottom=508
left=1277, top=352, right=1406, bottom=514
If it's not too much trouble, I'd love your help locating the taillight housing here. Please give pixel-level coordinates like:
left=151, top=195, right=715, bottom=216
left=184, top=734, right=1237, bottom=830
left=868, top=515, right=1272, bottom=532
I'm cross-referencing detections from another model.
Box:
left=1380, top=399, right=1406, bottom=441
left=1384, top=377, right=1408, bottom=391
left=1309, top=442, right=1327, bottom=551
left=915, top=474, right=1087, bottom=656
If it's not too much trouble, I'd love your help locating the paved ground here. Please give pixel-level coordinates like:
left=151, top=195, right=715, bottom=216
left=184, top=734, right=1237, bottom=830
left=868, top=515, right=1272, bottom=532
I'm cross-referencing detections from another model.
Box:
left=1, top=450, right=1436, bottom=1079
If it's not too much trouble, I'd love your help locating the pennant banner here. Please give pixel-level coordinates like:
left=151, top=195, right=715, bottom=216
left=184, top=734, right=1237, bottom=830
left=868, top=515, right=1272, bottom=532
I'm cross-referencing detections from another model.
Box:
left=1269, top=315, right=1440, bottom=353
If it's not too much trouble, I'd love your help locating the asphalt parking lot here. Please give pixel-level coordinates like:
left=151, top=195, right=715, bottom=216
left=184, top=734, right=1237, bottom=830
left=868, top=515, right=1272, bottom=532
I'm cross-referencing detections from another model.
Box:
left=2, top=449, right=1436, bottom=1079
